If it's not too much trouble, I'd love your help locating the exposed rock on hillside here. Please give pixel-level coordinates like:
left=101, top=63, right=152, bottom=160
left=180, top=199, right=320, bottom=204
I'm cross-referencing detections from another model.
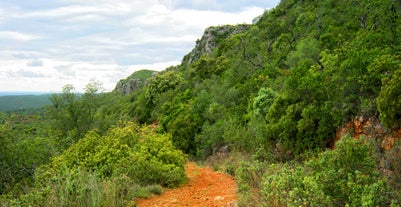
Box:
left=114, top=69, right=157, bottom=95
left=115, top=78, right=145, bottom=95
left=182, top=24, right=250, bottom=65
left=115, top=25, right=249, bottom=95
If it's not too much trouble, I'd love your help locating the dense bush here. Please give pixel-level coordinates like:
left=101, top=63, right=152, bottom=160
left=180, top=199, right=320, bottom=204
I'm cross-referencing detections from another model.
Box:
left=7, top=167, right=141, bottom=207
left=3, top=122, right=187, bottom=207
left=236, top=160, right=269, bottom=207
left=0, top=112, right=59, bottom=196
left=262, top=137, right=392, bottom=207
left=51, top=122, right=187, bottom=187
left=377, top=68, right=401, bottom=130
left=116, top=125, right=188, bottom=187
left=2, top=0, right=401, bottom=205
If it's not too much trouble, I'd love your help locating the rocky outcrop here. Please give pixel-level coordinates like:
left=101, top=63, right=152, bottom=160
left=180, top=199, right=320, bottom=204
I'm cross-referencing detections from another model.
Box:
left=332, top=115, right=401, bottom=151
left=114, top=78, right=146, bottom=95
left=335, top=116, right=386, bottom=140
left=182, top=24, right=250, bottom=65
left=114, top=69, right=157, bottom=95
left=114, top=25, right=249, bottom=95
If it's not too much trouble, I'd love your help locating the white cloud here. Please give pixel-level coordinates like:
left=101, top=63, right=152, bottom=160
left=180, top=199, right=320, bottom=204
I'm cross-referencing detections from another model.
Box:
left=191, top=0, right=218, bottom=9
left=0, top=56, right=180, bottom=92
left=17, top=69, right=48, bottom=78
left=0, top=0, right=279, bottom=92
left=171, top=6, right=264, bottom=28
left=0, top=31, right=40, bottom=41
left=27, top=59, right=44, bottom=67
left=19, top=4, right=124, bottom=20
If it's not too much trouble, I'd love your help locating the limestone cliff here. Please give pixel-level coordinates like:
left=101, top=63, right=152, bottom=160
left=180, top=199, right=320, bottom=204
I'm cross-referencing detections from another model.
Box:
left=114, top=69, right=157, bottom=95
left=114, top=25, right=249, bottom=95
left=182, top=24, right=250, bottom=65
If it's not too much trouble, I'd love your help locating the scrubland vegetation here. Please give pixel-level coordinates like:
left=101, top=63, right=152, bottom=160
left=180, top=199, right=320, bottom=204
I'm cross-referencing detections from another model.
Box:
left=2, top=0, right=401, bottom=206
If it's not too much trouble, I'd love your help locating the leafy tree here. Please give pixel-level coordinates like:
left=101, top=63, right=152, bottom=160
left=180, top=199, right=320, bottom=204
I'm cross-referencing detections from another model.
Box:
left=377, top=68, right=401, bottom=129
left=132, top=70, right=184, bottom=123
left=47, top=81, right=104, bottom=143
left=48, top=84, right=79, bottom=138
left=159, top=89, right=201, bottom=154
left=286, top=37, right=320, bottom=69
left=80, top=80, right=104, bottom=130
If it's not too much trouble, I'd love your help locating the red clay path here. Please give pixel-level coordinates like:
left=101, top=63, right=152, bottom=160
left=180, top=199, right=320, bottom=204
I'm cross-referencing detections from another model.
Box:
left=135, top=162, right=238, bottom=207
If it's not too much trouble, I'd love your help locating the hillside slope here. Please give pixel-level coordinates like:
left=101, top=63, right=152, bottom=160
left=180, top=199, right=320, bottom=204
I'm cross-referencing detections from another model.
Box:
left=118, top=0, right=401, bottom=205
left=128, top=0, right=401, bottom=155
left=2, top=0, right=401, bottom=206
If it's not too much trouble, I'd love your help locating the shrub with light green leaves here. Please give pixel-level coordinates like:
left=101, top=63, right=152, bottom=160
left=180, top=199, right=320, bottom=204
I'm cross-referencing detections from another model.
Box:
left=116, top=126, right=188, bottom=187
left=262, top=136, right=392, bottom=207
left=9, top=122, right=187, bottom=207
left=50, top=122, right=187, bottom=187
left=377, top=68, right=401, bottom=130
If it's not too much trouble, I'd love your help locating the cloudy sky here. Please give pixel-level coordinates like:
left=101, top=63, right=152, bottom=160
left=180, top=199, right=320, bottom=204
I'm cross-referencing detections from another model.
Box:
left=0, top=0, right=279, bottom=93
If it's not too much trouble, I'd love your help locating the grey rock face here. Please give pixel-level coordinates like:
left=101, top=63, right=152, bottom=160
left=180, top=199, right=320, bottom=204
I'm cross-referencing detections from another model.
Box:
left=114, top=78, right=145, bottom=95
left=114, top=70, right=158, bottom=95
left=182, top=24, right=250, bottom=65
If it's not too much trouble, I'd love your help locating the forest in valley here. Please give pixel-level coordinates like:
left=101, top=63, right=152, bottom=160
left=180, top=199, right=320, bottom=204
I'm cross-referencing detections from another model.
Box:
left=2, top=0, right=401, bottom=206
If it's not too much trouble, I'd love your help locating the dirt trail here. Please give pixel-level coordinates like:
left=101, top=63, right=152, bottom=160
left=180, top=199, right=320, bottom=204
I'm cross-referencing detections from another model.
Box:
left=135, top=162, right=238, bottom=207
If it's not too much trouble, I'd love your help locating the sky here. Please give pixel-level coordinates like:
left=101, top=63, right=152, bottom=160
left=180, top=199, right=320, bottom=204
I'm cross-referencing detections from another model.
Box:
left=0, top=0, right=279, bottom=93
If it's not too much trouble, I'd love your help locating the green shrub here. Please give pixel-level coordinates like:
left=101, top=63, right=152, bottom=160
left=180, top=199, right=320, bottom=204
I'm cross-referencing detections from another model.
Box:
left=50, top=122, right=187, bottom=188
left=51, top=122, right=141, bottom=177
left=236, top=160, right=268, bottom=207
left=8, top=166, right=146, bottom=207
left=144, top=184, right=163, bottom=195
left=6, top=122, right=187, bottom=207
left=377, top=68, right=401, bottom=130
left=261, top=137, right=392, bottom=207
left=117, top=128, right=187, bottom=187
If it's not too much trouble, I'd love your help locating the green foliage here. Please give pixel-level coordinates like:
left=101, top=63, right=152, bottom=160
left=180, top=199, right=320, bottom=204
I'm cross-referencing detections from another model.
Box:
left=378, top=68, right=401, bottom=129
left=51, top=122, right=187, bottom=187
left=3, top=0, right=401, bottom=205
left=132, top=70, right=185, bottom=123
left=4, top=122, right=186, bottom=206
left=262, top=137, right=392, bottom=206
left=126, top=69, right=156, bottom=81
left=47, top=82, right=104, bottom=142
left=286, top=37, right=320, bottom=69
left=191, top=55, right=221, bottom=79
left=0, top=112, right=59, bottom=195
left=8, top=166, right=148, bottom=207
left=236, top=160, right=268, bottom=206
left=0, top=94, right=51, bottom=112
left=252, top=87, right=276, bottom=120
left=116, top=125, right=188, bottom=187
left=145, top=71, right=184, bottom=105
left=158, top=89, right=199, bottom=154
left=385, top=145, right=401, bottom=201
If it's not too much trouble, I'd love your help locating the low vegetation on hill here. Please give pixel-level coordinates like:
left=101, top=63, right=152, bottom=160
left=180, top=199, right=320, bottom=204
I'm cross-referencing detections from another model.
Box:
left=0, top=94, right=51, bottom=112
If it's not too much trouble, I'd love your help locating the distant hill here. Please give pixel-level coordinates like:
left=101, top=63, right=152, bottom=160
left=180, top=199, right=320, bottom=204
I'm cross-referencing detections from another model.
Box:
left=0, top=94, right=52, bottom=112
left=0, top=91, right=51, bottom=96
